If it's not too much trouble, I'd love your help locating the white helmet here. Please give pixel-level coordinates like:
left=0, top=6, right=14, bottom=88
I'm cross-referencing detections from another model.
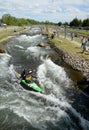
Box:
left=28, top=70, right=32, bottom=74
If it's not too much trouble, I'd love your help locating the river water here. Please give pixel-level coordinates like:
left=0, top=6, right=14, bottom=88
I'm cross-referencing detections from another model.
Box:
left=0, top=26, right=89, bottom=130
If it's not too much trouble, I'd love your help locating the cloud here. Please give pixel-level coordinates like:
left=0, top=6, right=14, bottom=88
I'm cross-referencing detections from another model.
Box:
left=65, top=7, right=80, bottom=14
left=0, top=0, right=89, bottom=22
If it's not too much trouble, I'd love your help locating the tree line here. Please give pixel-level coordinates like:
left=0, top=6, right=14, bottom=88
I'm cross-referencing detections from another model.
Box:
left=58, top=18, right=89, bottom=27
left=0, top=14, right=89, bottom=28
left=0, top=14, right=55, bottom=26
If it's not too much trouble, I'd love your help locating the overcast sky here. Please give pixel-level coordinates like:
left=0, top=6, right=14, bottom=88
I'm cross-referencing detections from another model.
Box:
left=0, top=0, right=89, bottom=23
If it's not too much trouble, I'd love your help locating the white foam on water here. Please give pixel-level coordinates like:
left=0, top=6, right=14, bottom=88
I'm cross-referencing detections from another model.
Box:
left=26, top=46, right=46, bottom=59
left=0, top=53, right=18, bottom=82
left=37, top=58, right=70, bottom=96
left=3, top=58, right=88, bottom=130
left=16, top=34, right=42, bottom=44
left=3, top=89, right=89, bottom=130
left=26, top=46, right=54, bottom=59
left=0, top=53, right=11, bottom=78
left=0, top=26, right=89, bottom=129
left=8, top=64, right=18, bottom=81
left=14, top=45, right=24, bottom=49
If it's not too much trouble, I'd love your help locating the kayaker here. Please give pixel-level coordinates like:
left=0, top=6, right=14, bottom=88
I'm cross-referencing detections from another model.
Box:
left=21, top=69, right=33, bottom=82
left=26, top=70, right=33, bottom=82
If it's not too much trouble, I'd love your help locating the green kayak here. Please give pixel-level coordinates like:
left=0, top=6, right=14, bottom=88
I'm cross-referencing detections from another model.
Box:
left=21, top=79, right=44, bottom=93
left=15, top=71, right=44, bottom=93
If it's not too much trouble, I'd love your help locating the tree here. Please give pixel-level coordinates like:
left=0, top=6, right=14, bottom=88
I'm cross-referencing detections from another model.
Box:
left=70, top=18, right=82, bottom=27
left=82, top=18, right=89, bottom=27
left=2, top=14, right=12, bottom=25
left=63, top=22, right=69, bottom=26
left=58, top=22, right=62, bottom=26
left=1, top=13, right=56, bottom=26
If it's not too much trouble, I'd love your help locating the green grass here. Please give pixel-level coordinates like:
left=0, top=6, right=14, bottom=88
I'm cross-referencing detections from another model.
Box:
left=49, top=37, right=89, bottom=61
left=67, top=28, right=89, bottom=37
left=0, top=26, right=24, bottom=40
left=42, top=26, right=89, bottom=62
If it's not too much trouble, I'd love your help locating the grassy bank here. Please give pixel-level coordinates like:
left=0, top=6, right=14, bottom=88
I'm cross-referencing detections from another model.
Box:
left=41, top=25, right=89, bottom=61
left=67, top=28, right=89, bottom=37
left=0, top=26, right=28, bottom=47
left=0, top=26, right=25, bottom=40
left=49, top=36, right=89, bottom=61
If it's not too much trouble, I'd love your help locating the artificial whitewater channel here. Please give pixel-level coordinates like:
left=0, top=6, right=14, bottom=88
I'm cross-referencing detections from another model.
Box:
left=0, top=26, right=89, bottom=130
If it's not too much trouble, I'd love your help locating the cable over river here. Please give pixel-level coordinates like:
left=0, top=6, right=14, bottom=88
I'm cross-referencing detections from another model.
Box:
left=0, top=26, right=89, bottom=130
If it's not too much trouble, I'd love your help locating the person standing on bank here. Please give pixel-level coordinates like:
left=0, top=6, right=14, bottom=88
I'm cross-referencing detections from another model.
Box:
left=81, top=37, right=87, bottom=53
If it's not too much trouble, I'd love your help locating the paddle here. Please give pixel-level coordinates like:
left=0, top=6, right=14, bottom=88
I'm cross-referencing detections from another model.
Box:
left=15, top=71, right=21, bottom=79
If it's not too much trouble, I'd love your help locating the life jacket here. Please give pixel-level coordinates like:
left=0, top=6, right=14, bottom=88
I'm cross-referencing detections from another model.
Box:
left=26, top=74, right=32, bottom=81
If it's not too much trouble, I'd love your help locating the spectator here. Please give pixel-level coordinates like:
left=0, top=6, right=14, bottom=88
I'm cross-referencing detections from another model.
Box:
left=81, top=37, right=87, bottom=53
left=51, top=32, right=56, bottom=39
left=71, top=33, right=74, bottom=41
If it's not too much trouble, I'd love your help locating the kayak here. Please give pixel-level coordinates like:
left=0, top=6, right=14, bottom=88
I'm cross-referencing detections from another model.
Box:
left=21, top=79, right=44, bottom=93
left=15, top=71, right=44, bottom=93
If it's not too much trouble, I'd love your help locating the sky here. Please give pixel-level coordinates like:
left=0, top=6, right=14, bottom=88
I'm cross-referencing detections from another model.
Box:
left=0, top=0, right=89, bottom=23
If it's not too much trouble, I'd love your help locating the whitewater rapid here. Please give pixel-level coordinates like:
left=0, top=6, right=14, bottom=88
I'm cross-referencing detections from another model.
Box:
left=0, top=26, right=89, bottom=130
